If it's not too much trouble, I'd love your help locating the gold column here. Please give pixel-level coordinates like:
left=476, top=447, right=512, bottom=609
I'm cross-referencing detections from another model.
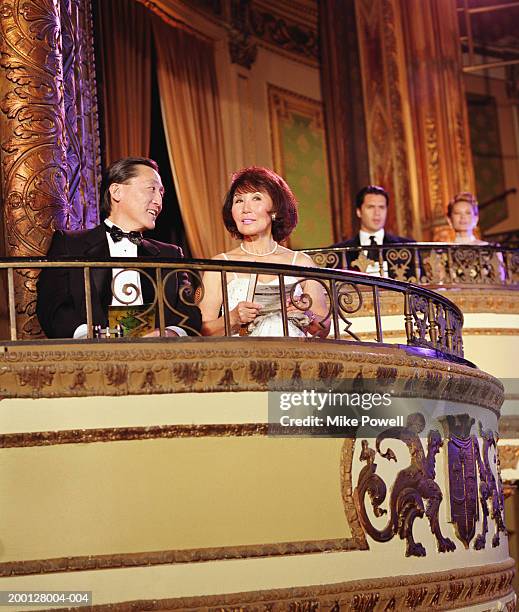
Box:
left=355, top=0, right=475, bottom=240
left=354, top=0, right=419, bottom=238
left=399, top=0, right=475, bottom=240
left=0, top=0, right=100, bottom=338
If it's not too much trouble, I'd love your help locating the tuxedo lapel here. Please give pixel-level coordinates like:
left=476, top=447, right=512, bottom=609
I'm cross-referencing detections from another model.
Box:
left=82, top=225, right=112, bottom=307
left=139, top=240, right=160, bottom=257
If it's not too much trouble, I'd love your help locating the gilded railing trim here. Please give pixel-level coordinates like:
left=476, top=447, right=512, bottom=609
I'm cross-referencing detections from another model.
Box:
left=2, top=257, right=467, bottom=360
left=303, top=243, right=519, bottom=289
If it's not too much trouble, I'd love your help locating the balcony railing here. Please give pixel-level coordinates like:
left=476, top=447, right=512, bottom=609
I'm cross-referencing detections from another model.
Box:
left=0, top=258, right=467, bottom=362
left=302, top=243, right=519, bottom=286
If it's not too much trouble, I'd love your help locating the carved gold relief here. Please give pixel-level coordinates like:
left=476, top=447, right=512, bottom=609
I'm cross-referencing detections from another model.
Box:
left=354, top=413, right=507, bottom=556
left=0, top=0, right=100, bottom=338
left=355, top=0, right=415, bottom=237
left=0, top=0, right=68, bottom=337
left=499, top=445, right=519, bottom=471
left=442, top=416, right=507, bottom=550
left=61, top=0, right=101, bottom=230
left=0, top=340, right=504, bottom=412
left=354, top=416, right=455, bottom=557
left=0, top=557, right=513, bottom=611
left=425, top=114, right=443, bottom=219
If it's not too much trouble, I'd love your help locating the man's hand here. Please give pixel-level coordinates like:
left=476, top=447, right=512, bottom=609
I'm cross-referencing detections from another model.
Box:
left=142, top=328, right=179, bottom=337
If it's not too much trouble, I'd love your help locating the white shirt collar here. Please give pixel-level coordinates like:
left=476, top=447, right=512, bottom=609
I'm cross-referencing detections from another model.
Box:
left=103, top=219, right=138, bottom=256
left=359, top=228, right=385, bottom=246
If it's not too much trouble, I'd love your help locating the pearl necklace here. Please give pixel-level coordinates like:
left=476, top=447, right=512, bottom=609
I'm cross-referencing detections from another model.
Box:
left=240, top=241, right=278, bottom=257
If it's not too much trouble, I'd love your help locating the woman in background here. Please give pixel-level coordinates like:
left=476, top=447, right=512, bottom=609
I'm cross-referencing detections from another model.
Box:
left=199, top=166, right=329, bottom=337
left=447, top=192, right=487, bottom=245
left=447, top=191, right=505, bottom=281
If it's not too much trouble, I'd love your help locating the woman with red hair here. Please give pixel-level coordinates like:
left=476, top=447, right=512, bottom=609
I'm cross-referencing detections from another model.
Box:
left=199, top=167, right=329, bottom=338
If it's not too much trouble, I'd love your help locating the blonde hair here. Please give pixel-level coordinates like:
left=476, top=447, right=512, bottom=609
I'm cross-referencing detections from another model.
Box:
left=447, top=192, right=479, bottom=218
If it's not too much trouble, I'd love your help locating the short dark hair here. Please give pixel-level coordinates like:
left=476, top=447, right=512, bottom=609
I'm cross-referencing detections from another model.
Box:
left=100, top=157, right=160, bottom=218
left=447, top=192, right=479, bottom=218
left=222, top=167, right=298, bottom=242
left=355, top=185, right=389, bottom=209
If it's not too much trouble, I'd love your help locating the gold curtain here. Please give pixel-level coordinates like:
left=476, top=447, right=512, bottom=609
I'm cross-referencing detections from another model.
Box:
left=152, top=16, right=233, bottom=258
left=98, top=0, right=152, bottom=163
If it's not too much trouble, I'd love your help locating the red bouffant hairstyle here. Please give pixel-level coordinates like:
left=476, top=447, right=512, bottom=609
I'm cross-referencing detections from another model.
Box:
left=222, top=166, right=298, bottom=241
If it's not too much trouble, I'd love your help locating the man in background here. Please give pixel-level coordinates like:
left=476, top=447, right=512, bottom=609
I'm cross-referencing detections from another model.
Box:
left=332, top=185, right=415, bottom=275
left=37, top=157, right=201, bottom=339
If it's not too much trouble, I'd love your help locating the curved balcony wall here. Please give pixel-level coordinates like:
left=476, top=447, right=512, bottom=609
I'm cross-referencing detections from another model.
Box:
left=305, top=244, right=519, bottom=485
left=0, top=259, right=515, bottom=610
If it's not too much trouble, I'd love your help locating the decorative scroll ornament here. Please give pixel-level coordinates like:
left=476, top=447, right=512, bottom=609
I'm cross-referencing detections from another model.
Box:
left=444, top=415, right=479, bottom=547
left=443, top=415, right=507, bottom=550
left=349, top=250, right=374, bottom=273
left=229, top=0, right=257, bottom=69
left=335, top=281, right=363, bottom=341
left=354, top=413, right=456, bottom=557
left=248, top=4, right=318, bottom=63
left=0, top=0, right=101, bottom=338
left=355, top=413, right=508, bottom=555
left=386, top=247, right=416, bottom=282
left=506, top=250, right=519, bottom=284
left=474, top=424, right=507, bottom=549
left=311, top=251, right=340, bottom=269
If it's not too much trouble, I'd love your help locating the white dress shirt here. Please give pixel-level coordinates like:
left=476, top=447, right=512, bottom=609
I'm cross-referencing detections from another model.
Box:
left=359, top=228, right=385, bottom=246
left=358, top=229, right=388, bottom=277
left=73, top=220, right=186, bottom=338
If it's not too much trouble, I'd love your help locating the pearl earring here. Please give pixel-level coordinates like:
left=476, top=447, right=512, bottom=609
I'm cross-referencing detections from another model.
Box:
left=271, top=213, right=277, bottom=221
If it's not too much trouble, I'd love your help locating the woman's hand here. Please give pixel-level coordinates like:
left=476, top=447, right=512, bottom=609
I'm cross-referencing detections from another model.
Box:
left=230, top=301, right=262, bottom=330
left=286, top=297, right=329, bottom=337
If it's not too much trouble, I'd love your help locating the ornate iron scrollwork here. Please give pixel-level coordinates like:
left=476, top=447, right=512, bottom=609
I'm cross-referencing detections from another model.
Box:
left=386, top=247, right=416, bottom=282
left=354, top=414, right=456, bottom=557
left=334, top=281, right=363, bottom=341
left=163, top=268, right=203, bottom=337
left=309, top=251, right=340, bottom=269
left=407, top=293, right=429, bottom=345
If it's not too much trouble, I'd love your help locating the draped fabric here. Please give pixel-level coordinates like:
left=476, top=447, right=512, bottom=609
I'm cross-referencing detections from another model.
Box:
left=97, top=0, right=152, bottom=162
left=152, top=16, right=233, bottom=258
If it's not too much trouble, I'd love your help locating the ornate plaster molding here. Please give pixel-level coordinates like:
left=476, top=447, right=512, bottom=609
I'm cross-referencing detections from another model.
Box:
left=0, top=339, right=504, bottom=412
left=342, top=288, right=519, bottom=318
left=2, top=559, right=513, bottom=610
left=0, top=0, right=68, bottom=337
left=499, top=445, right=519, bottom=471
left=0, top=0, right=101, bottom=338
left=0, top=423, right=267, bottom=449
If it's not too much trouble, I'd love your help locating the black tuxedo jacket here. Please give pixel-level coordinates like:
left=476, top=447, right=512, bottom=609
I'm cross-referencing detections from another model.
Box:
left=332, top=232, right=415, bottom=249
left=331, top=232, right=416, bottom=271
left=36, top=224, right=201, bottom=339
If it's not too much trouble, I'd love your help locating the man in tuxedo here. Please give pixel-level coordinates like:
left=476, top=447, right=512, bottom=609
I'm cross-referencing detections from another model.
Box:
left=37, top=157, right=201, bottom=339
left=332, top=185, right=415, bottom=274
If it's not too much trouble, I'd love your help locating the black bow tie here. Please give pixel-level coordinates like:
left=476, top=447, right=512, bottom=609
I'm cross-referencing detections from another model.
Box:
left=105, top=223, right=143, bottom=246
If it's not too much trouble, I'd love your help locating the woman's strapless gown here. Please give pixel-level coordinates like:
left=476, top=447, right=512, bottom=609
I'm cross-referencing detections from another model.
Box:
left=226, top=276, right=307, bottom=337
